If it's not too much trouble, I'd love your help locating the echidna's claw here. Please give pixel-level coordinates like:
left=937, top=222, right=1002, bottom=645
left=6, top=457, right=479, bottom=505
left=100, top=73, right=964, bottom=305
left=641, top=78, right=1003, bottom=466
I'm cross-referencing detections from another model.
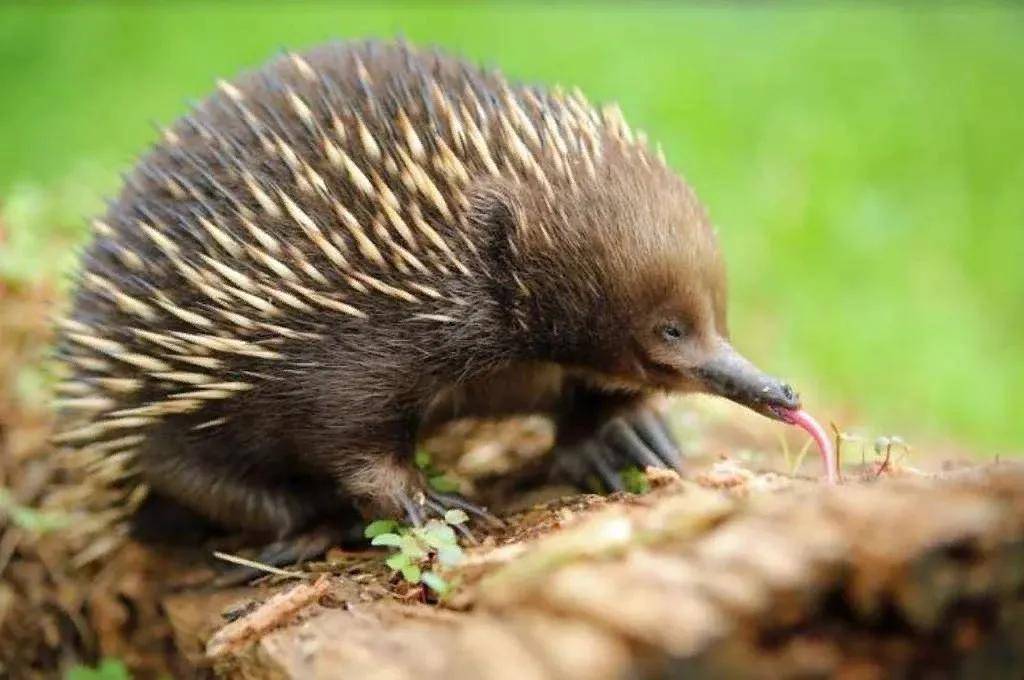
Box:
left=425, top=489, right=505, bottom=529
left=394, top=491, right=425, bottom=527
left=603, top=418, right=663, bottom=470
left=392, top=485, right=503, bottom=539
left=553, top=406, right=682, bottom=493
left=582, top=441, right=624, bottom=492
left=423, top=496, right=476, bottom=543
left=632, top=410, right=682, bottom=469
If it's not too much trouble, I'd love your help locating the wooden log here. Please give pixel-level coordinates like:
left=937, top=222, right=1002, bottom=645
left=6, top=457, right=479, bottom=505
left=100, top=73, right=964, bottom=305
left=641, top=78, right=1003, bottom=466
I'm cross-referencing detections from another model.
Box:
left=168, top=464, right=1024, bottom=678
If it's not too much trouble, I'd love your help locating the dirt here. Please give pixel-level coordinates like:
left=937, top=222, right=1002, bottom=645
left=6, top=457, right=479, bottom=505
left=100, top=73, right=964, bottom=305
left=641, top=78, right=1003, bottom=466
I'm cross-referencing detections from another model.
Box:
left=2, top=280, right=1023, bottom=678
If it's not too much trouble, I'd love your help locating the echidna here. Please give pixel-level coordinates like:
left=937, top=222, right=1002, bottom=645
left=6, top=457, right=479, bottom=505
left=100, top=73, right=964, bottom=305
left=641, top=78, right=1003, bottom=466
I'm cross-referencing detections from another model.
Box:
left=54, top=40, right=821, bottom=550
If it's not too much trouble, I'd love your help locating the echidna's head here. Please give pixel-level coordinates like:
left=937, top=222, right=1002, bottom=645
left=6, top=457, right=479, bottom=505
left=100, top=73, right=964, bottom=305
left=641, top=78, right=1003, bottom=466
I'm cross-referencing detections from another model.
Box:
left=490, top=141, right=800, bottom=421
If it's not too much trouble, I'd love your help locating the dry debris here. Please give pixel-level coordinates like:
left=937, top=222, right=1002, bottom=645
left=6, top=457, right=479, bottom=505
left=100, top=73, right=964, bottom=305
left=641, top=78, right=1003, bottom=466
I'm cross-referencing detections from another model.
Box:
left=206, top=577, right=333, bottom=659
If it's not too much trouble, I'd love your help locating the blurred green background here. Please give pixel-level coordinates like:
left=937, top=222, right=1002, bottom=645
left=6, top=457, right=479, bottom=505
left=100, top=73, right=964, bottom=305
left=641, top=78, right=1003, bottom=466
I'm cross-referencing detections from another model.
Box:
left=1, top=3, right=1021, bottom=453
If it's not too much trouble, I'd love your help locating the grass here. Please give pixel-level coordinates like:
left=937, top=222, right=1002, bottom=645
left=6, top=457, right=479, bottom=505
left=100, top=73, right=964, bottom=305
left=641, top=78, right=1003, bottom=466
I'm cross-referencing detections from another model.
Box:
left=66, top=658, right=130, bottom=680
left=1, top=3, right=1021, bottom=452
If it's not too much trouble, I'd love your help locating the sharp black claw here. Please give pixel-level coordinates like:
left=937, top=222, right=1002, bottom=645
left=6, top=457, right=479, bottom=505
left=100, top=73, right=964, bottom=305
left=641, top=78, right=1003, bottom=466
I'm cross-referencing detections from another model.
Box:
left=603, top=418, right=662, bottom=469
left=424, top=496, right=478, bottom=544
left=552, top=407, right=685, bottom=494
left=583, top=441, right=624, bottom=492
left=426, top=489, right=505, bottom=529
left=395, top=492, right=425, bottom=527
left=633, top=410, right=682, bottom=469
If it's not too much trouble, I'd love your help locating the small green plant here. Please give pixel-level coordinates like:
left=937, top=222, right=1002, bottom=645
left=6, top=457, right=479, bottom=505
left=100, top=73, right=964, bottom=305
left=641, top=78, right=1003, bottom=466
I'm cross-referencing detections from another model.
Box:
left=413, top=449, right=461, bottom=494
left=619, top=466, right=651, bottom=494
left=0, top=488, right=69, bottom=533
left=826, top=424, right=911, bottom=475
left=66, top=657, right=130, bottom=680
left=872, top=435, right=910, bottom=475
left=364, top=509, right=468, bottom=596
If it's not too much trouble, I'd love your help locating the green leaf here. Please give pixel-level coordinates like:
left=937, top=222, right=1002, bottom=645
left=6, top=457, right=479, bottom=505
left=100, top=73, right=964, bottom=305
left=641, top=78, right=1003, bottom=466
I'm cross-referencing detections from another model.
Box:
left=364, top=519, right=399, bottom=539
left=421, top=522, right=457, bottom=548
left=385, top=553, right=411, bottom=571
left=9, top=506, right=69, bottom=533
left=428, top=475, right=460, bottom=493
left=444, top=508, right=469, bottom=525
left=400, top=564, right=422, bottom=583
left=421, top=571, right=449, bottom=596
left=399, top=534, right=427, bottom=560
left=0, top=489, right=69, bottom=533
left=414, top=449, right=432, bottom=469
left=370, top=533, right=402, bottom=548
left=620, top=466, right=651, bottom=495
left=437, top=544, right=465, bottom=567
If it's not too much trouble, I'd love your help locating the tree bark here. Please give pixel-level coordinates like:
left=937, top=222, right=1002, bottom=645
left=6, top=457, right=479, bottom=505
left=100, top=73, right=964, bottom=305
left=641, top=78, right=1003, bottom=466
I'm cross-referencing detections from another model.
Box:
left=170, top=464, right=1024, bottom=679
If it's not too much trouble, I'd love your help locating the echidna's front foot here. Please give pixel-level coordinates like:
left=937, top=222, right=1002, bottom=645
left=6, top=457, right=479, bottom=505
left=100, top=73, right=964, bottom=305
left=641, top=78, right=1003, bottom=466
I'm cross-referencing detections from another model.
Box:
left=554, top=408, right=681, bottom=492
left=391, top=484, right=504, bottom=539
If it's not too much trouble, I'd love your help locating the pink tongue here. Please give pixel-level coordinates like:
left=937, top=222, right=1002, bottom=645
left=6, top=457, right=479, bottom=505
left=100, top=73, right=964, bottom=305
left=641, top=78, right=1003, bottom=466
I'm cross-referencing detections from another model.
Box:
left=777, top=408, right=839, bottom=484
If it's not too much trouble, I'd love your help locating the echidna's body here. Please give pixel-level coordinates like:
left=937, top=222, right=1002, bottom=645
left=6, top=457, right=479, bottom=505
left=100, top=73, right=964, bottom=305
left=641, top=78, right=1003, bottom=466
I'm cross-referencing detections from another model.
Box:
left=55, top=40, right=800, bottom=544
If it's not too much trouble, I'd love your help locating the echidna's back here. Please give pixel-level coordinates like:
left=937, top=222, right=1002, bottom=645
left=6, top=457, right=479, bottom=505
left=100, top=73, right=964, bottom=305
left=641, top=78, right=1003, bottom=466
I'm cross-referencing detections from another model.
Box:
left=54, top=38, right=653, bottom=539
left=72, top=40, right=502, bottom=334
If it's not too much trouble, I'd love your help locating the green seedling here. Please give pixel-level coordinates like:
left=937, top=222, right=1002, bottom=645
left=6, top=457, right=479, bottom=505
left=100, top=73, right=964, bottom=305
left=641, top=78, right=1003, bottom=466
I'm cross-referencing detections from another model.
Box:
left=428, top=475, right=460, bottom=493
left=0, top=489, right=69, bottom=533
left=66, top=658, right=130, bottom=680
left=873, top=435, right=911, bottom=476
left=826, top=423, right=911, bottom=476
left=413, top=449, right=462, bottom=494
left=619, top=466, right=651, bottom=494
left=365, top=509, right=469, bottom=596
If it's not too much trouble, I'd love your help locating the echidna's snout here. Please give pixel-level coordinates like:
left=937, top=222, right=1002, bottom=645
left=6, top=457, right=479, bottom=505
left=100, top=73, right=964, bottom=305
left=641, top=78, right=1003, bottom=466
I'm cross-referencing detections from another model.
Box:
left=694, top=340, right=801, bottom=419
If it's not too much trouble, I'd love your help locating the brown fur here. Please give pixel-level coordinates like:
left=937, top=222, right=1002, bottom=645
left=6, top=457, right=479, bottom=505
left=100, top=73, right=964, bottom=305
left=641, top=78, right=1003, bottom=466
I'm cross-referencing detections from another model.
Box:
left=54, top=40, right=727, bottom=540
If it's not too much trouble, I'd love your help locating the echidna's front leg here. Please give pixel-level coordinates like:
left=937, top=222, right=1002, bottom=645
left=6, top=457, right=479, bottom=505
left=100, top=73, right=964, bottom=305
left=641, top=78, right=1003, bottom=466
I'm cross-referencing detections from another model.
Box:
left=552, top=384, right=682, bottom=492
left=338, top=445, right=501, bottom=531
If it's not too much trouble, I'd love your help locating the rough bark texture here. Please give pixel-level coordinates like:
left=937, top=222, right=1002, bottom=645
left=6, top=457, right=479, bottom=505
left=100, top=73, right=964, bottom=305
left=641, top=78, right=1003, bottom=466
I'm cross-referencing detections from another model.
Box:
left=167, top=464, right=1024, bottom=679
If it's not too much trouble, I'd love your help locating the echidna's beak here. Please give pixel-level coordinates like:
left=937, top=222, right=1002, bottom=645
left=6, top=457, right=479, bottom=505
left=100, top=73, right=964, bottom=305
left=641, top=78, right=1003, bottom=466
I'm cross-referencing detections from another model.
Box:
left=694, top=340, right=800, bottom=420
left=694, top=340, right=840, bottom=485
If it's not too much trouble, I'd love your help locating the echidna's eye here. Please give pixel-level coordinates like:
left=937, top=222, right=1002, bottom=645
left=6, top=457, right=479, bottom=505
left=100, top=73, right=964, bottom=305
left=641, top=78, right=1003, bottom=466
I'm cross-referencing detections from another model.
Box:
left=660, top=323, right=684, bottom=343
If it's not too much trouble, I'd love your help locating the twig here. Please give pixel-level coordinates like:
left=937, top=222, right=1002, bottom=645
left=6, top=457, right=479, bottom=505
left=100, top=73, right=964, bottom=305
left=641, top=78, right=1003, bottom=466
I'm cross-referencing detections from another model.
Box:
left=790, top=439, right=814, bottom=476
left=206, top=576, right=331, bottom=658
left=828, top=421, right=848, bottom=480
left=777, top=430, right=792, bottom=473
left=875, top=442, right=893, bottom=477
left=212, top=551, right=310, bottom=580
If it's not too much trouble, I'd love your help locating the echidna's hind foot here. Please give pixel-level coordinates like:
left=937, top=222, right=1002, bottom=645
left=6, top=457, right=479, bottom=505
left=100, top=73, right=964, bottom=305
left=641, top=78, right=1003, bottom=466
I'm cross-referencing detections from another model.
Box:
left=141, top=457, right=327, bottom=538
left=136, top=424, right=342, bottom=539
left=552, top=406, right=682, bottom=493
left=130, top=491, right=227, bottom=545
